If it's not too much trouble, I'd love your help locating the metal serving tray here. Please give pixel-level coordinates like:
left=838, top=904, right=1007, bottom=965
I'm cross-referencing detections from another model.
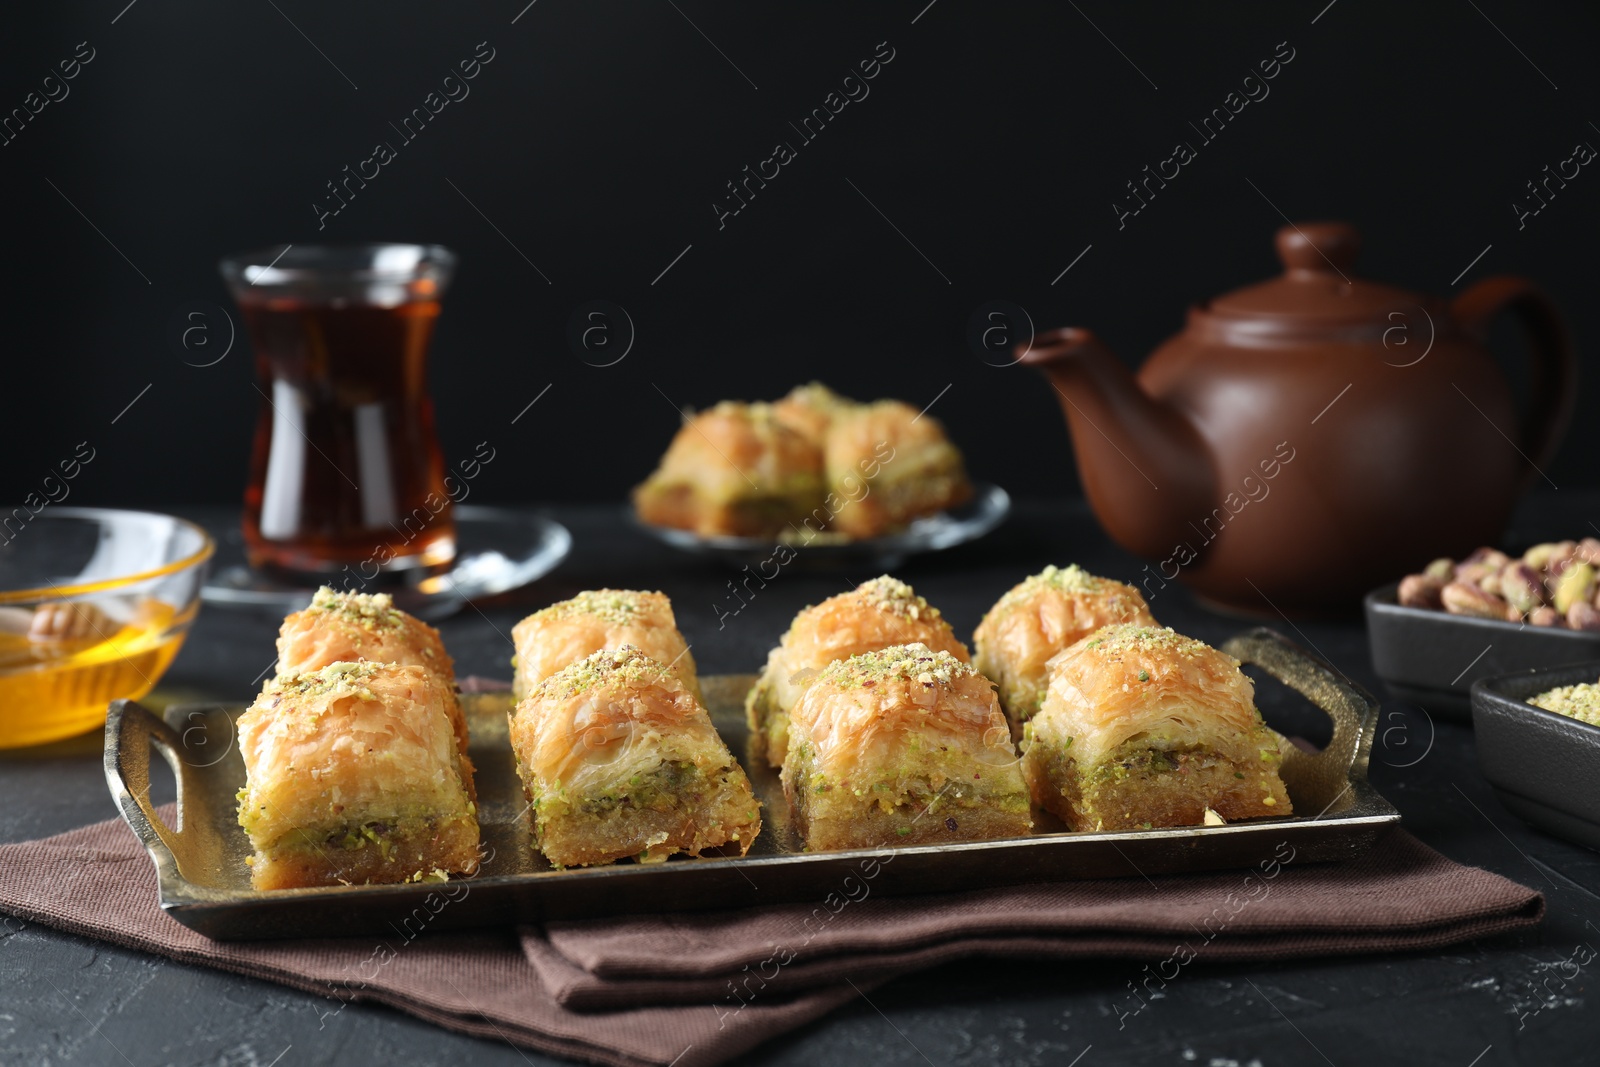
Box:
left=105, top=629, right=1399, bottom=940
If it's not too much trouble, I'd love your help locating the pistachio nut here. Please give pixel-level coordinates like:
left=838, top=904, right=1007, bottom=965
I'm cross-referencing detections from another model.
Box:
left=1456, top=562, right=1496, bottom=587
left=1553, top=562, right=1597, bottom=615
left=1459, top=547, right=1510, bottom=572
left=1441, top=581, right=1508, bottom=619
left=1423, top=557, right=1456, bottom=582
left=1546, top=542, right=1581, bottom=579
left=1529, top=606, right=1563, bottom=628
left=1577, top=537, right=1600, bottom=566
left=1523, top=542, right=1568, bottom=571
left=1398, top=574, right=1445, bottom=610
left=1500, top=563, right=1546, bottom=615
left=1568, top=601, right=1600, bottom=632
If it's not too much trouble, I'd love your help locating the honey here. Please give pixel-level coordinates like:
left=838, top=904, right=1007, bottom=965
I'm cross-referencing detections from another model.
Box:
left=0, top=599, right=190, bottom=748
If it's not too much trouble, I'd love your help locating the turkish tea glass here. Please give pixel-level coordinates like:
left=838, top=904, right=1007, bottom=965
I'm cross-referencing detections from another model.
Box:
left=220, top=244, right=457, bottom=580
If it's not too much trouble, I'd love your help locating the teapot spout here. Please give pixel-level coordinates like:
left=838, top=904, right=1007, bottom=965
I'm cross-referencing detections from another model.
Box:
left=1019, top=328, right=1216, bottom=561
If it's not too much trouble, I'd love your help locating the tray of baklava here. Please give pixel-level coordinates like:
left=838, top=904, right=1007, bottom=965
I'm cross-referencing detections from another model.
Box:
left=105, top=571, right=1399, bottom=940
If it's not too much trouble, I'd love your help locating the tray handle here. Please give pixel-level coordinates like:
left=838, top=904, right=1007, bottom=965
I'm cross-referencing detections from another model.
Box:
left=1221, top=627, right=1380, bottom=817
left=103, top=699, right=189, bottom=881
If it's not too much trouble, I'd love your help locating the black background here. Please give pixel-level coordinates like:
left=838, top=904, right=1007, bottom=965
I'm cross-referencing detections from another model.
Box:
left=3, top=0, right=1597, bottom=510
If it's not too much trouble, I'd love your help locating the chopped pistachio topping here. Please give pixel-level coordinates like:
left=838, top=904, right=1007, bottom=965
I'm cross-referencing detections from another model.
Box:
left=818, top=642, right=974, bottom=690
left=1028, top=563, right=1110, bottom=595
left=785, top=381, right=842, bottom=403
left=696, top=399, right=785, bottom=428
left=527, top=589, right=659, bottom=627
left=735, top=399, right=776, bottom=419
left=309, top=586, right=405, bottom=627
left=534, top=644, right=679, bottom=700
left=266, top=659, right=396, bottom=699
left=852, top=575, right=942, bottom=621
left=781, top=381, right=853, bottom=414
left=1080, top=624, right=1217, bottom=663
left=1528, top=682, right=1600, bottom=728
left=989, top=564, right=1120, bottom=610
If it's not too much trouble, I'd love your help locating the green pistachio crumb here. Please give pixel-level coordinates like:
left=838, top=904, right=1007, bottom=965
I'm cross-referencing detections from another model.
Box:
left=852, top=576, right=942, bottom=621
left=310, top=586, right=406, bottom=627
left=1528, top=682, right=1600, bottom=727
left=528, top=589, right=658, bottom=627
left=818, top=643, right=974, bottom=690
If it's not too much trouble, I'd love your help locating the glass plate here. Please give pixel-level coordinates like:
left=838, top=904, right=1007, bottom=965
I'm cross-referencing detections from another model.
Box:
left=632, top=482, right=1011, bottom=569
left=200, top=507, right=571, bottom=621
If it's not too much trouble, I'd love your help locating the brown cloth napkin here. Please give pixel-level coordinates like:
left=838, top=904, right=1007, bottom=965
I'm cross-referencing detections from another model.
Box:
left=0, top=812, right=1542, bottom=1067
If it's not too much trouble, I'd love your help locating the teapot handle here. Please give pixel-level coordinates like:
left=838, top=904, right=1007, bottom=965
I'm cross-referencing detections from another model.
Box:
left=1452, top=276, right=1576, bottom=489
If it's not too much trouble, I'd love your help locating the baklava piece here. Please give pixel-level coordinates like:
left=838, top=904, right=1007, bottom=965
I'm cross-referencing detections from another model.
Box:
left=510, top=588, right=700, bottom=702
left=772, top=381, right=857, bottom=447
left=275, top=585, right=472, bottom=796
left=236, top=662, right=480, bottom=890
left=974, top=565, right=1157, bottom=735
left=823, top=400, right=972, bottom=538
left=747, top=575, right=970, bottom=768
left=633, top=401, right=824, bottom=538
left=1023, top=625, right=1291, bottom=832
left=782, top=643, right=1031, bottom=851
left=509, top=645, right=761, bottom=867
left=276, top=586, right=454, bottom=681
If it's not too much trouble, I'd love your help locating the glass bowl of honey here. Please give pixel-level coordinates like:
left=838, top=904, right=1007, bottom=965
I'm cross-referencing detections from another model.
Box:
left=0, top=508, right=213, bottom=748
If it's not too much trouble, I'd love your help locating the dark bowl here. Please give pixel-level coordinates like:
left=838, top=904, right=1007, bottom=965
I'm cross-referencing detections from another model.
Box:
left=1365, top=581, right=1600, bottom=718
left=1471, top=661, right=1600, bottom=851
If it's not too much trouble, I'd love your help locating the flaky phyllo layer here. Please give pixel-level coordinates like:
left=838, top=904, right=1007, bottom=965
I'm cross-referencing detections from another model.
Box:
left=747, top=575, right=971, bottom=767
left=632, top=401, right=826, bottom=538
left=272, top=584, right=470, bottom=763
left=510, top=588, right=700, bottom=702
left=510, top=644, right=760, bottom=866
left=783, top=642, right=1031, bottom=849
left=1023, top=625, right=1291, bottom=831
left=1038, top=626, right=1270, bottom=766
left=236, top=660, right=480, bottom=887
left=974, top=564, right=1158, bottom=729
left=276, top=585, right=455, bottom=681
left=822, top=400, right=971, bottom=538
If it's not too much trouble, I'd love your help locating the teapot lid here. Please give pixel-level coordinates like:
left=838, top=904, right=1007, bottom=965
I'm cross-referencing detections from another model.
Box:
left=1202, top=222, right=1429, bottom=333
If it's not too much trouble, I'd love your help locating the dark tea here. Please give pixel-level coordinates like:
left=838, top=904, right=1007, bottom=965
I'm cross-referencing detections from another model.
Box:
left=222, top=244, right=457, bottom=579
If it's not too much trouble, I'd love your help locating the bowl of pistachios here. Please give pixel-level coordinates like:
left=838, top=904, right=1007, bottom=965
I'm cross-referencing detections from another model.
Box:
left=1365, top=539, right=1600, bottom=718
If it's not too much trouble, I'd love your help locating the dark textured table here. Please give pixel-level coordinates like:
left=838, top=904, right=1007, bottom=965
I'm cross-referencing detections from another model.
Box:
left=4, top=499, right=1597, bottom=1067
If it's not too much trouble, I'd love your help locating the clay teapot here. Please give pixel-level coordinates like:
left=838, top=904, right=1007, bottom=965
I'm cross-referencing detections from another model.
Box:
left=1022, top=221, right=1576, bottom=616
